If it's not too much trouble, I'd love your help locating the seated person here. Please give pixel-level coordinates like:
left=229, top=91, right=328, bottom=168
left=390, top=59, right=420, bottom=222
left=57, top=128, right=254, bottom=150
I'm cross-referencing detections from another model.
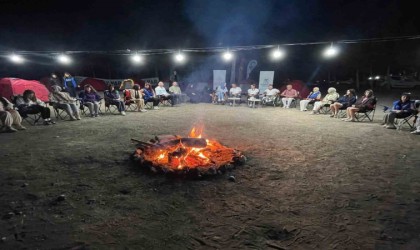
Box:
left=310, top=87, right=339, bottom=114
left=247, top=84, right=259, bottom=99
left=280, top=84, right=298, bottom=108
left=80, top=84, right=101, bottom=117
left=382, top=93, right=414, bottom=129
left=155, top=81, right=174, bottom=106
left=104, top=84, right=126, bottom=115
left=228, top=83, right=242, bottom=105
left=330, top=89, right=357, bottom=117
left=128, top=84, right=147, bottom=112
left=262, top=84, right=280, bottom=105
left=214, top=83, right=228, bottom=104
left=169, top=81, right=185, bottom=105
left=16, top=89, right=55, bottom=125
left=342, top=89, right=375, bottom=122
left=300, top=87, right=321, bottom=111
left=143, top=82, right=160, bottom=109
left=49, top=85, right=81, bottom=121
left=1, top=95, right=26, bottom=132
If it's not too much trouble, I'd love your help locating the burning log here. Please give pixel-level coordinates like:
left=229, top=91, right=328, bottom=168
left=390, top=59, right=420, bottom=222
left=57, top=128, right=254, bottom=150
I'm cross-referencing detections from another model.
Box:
left=130, top=127, right=246, bottom=178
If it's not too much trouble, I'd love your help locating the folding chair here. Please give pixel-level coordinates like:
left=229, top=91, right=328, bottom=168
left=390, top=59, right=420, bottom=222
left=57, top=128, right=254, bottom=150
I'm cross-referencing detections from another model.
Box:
left=319, top=104, right=331, bottom=114
left=355, top=107, right=376, bottom=122
left=104, top=100, right=119, bottom=114
left=159, top=95, right=172, bottom=106
left=50, top=102, right=70, bottom=120
left=337, top=108, right=347, bottom=118
left=289, top=91, right=301, bottom=108
left=122, top=90, right=137, bottom=111
left=394, top=114, right=416, bottom=131
left=79, top=100, right=103, bottom=116
left=355, top=98, right=377, bottom=122
left=261, top=95, right=280, bottom=107
left=11, top=95, right=42, bottom=126
left=22, top=113, right=42, bottom=126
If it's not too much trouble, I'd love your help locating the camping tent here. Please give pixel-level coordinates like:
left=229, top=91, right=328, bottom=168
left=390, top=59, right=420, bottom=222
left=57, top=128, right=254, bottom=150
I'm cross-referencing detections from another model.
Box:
left=0, top=78, right=50, bottom=102
left=78, top=78, right=108, bottom=91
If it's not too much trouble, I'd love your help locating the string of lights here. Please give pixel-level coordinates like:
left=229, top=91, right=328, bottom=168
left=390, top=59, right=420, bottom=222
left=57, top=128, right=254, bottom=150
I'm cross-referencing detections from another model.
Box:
left=2, top=34, right=419, bottom=65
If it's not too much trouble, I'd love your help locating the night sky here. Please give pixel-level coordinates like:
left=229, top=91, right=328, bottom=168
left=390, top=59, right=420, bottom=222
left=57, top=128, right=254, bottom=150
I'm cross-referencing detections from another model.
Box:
left=0, top=0, right=419, bottom=82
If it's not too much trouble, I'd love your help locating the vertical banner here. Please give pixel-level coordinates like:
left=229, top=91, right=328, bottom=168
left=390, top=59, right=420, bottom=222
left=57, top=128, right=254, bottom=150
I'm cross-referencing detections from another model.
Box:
left=213, top=70, right=226, bottom=90
left=259, top=71, right=275, bottom=93
left=246, top=60, right=258, bottom=79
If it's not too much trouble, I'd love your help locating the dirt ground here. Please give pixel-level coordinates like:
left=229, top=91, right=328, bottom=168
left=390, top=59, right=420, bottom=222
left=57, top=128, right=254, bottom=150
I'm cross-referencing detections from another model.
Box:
left=1, top=90, right=420, bottom=250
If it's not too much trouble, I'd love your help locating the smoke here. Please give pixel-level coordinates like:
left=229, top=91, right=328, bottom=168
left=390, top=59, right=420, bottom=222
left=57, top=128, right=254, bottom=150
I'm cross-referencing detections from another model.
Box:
left=184, top=0, right=276, bottom=46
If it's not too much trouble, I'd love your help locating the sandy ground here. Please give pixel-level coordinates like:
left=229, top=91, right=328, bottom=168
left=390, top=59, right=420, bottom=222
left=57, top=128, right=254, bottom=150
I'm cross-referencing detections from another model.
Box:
left=1, top=92, right=420, bottom=250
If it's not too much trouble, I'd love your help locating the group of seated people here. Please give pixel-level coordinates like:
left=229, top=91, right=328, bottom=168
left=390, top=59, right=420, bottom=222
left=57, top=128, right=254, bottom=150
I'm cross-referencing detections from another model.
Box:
left=0, top=80, right=186, bottom=132
left=212, top=83, right=298, bottom=107
left=2, top=80, right=420, bottom=135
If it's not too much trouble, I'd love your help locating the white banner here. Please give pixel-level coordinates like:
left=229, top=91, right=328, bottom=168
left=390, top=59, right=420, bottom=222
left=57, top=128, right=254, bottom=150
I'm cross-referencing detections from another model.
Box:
left=74, top=76, right=126, bottom=86
left=259, top=71, right=274, bottom=93
left=141, top=77, right=159, bottom=86
left=213, top=70, right=226, bottom=90
left=246, top=60, right=258, bottom=79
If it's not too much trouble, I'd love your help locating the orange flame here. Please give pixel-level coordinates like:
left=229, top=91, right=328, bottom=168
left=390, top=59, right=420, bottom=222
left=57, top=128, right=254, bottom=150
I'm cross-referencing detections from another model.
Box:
left=142, top=126, right=235, bottom=170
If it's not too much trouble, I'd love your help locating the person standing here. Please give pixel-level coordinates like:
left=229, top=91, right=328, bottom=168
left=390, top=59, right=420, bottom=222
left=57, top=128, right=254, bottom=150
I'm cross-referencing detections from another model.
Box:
left=63, top=72, right=78, bottom=97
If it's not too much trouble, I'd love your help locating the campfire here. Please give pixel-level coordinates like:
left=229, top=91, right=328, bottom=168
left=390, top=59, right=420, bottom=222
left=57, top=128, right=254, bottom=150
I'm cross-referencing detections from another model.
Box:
left=131, top=127, right=245, bottom=177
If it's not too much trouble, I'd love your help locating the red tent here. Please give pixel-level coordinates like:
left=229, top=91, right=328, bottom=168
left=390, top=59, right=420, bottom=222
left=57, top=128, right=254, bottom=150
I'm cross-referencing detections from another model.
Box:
left=0, top=78, right=50, bottom=102
left=78, top=78, right=108, bottom=91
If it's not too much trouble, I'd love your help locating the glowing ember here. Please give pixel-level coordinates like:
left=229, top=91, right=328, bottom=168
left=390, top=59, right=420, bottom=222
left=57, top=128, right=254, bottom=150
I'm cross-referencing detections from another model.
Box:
left=131, top=126, right=245, bottom=176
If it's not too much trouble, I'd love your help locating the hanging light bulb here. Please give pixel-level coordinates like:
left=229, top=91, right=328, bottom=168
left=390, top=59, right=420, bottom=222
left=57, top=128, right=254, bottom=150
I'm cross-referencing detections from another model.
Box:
left=323, top=43, right=339, bottom=58
left=9, top=54, right=25, bottom=64
left=175, top=51, right=185, bottom=62
left=223, top=50, right=233, bottom=61
left=57, top=54, right=72, bottom=64
left=131, top=54, right=143, bottom=64
left=271, top=46, right=285, bottom=60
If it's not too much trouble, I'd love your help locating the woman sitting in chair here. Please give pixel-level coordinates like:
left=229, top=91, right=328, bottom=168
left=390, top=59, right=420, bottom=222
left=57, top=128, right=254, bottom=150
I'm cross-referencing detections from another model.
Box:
left=49, top=85, right=81, bottom=121
left=1, top=95, right=26, bottom=132
left=381, top=93, right=414, bottom=129
left=329, top=89, right=357, bottom=117
left=342, top=89, right=375, bottom=122
left=15, top=90, right=55, bottom=125
left=300, top=87, right=321, bottom=111
left=310, top=87, right=339, bottom=114
left=104, top=84, right=126, bottom=115
left=143, top=82, right=160, bottom=109
left=128, top=84, right=147, bottom=112
left=80, top=85, right=101, bottom=117
left=214, top=83, right=228, bottom=104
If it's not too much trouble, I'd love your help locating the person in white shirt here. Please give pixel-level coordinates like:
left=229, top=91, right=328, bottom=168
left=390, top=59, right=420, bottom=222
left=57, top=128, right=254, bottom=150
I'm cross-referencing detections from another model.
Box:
left=155, top=81, right=174, bottom=107
left=228, top=83, right=242, bottom=106
left=247, top=84, right=259, bottom=99
left=262, top=84, right=280, bottom=105
left=229, top=83, right=242, bottom=97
